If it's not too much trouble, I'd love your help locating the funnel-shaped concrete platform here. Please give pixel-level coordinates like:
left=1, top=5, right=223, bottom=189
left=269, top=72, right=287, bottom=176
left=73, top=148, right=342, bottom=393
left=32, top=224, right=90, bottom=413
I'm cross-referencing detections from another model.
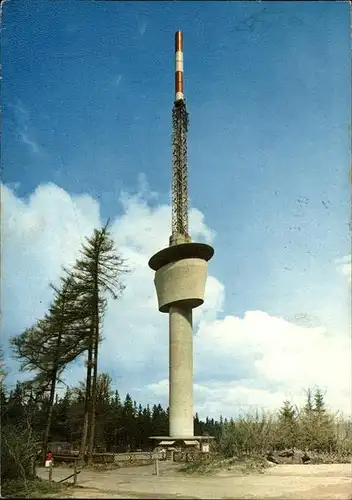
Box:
left=149, top=243, right=214, bottom=313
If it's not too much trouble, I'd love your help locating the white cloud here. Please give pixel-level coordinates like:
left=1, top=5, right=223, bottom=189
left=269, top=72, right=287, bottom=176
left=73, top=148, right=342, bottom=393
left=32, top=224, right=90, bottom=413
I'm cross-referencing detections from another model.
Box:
left=2, top=183, right=100, bottom=333
left=195, top=312, right=351, bottom=417
left=113, top=75, right=122, bottom=87
left=336, top=254, right=351, bottom=284
left=138, top=21, right=147, bottom=36
left=19, top=132, right=40, bottom=154
left=2, top=181, right=351, bottom=419
left=10, top=100, right=42, bottom=155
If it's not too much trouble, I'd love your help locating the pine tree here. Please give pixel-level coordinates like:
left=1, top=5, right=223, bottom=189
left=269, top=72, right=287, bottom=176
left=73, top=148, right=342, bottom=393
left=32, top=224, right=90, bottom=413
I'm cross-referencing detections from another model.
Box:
left=53, top=388, right=74, bottom=443
left=95, top=373, right=113, bottom=451
left=304, top=388, right=314, bottom=413
left=10, top=274, right=89, bottom=459
left=0, top=345, right=6, bottom=387
left=136, top=404, right=144, bottom=449
left=277, top=400, right=298, bottom=449
left=5, top=382, right=26, bottom=425
left=122, top=394, right=136, bottom=451
left=43, top=277, right=90, bottom=458
left=312, top=388, right=337, bottom=452
left=140, top=405, right=152, bottom=450
left=108, top=390, right=122, bottom=451
left=299, top=388, right=316, bottom=451
left=299, top=387, right=337, bottom=452
left=0, top=346, right=7, bottom=424
left=313, top=388, right=326, bottom=413
left=69, top=221, right=129, bottom=462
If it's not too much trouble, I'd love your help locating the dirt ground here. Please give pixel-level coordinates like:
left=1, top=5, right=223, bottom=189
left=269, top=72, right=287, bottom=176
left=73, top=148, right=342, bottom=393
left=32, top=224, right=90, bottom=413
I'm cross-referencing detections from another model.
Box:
left=37, top=461, right=352, bottom=499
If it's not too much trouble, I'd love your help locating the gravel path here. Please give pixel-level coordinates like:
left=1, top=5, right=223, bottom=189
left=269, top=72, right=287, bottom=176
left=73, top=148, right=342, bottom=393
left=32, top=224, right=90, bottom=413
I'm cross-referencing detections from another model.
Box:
left=37, top=462, right=352, bottom=499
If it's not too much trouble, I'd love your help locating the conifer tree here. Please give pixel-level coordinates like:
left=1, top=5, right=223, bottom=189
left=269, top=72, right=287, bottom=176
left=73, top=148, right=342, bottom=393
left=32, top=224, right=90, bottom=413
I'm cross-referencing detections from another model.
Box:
left=0, top=345, right=6, bottom=387
left=299, top=387, right=337, bottom=452
left=69, top=221, right=129, bottom=462
left=277, top=400, right=298, bottom=449
left=10, top=274, right=89, bottom=459
left=312, top=388, right=337, bottom=452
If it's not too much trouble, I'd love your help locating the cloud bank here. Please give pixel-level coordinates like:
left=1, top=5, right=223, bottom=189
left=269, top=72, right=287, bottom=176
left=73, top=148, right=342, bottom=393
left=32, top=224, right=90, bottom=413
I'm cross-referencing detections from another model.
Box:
left=2, top=181, right=350, bottom=418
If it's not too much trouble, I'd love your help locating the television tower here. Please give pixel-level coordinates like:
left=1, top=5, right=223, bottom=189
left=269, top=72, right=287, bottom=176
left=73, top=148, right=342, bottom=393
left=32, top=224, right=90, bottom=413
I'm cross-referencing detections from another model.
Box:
left=149, top=31, right=214, bottom=447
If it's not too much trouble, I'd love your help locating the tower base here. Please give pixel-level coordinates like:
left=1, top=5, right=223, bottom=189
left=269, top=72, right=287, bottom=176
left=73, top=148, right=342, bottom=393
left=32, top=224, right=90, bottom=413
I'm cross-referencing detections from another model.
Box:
left=149, top=435, right=214, bottom=455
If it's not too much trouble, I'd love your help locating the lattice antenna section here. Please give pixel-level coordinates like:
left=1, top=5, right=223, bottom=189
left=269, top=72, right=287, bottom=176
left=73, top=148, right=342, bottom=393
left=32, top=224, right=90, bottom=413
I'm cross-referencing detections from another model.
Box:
left=171, top=99, right=190, bottom=240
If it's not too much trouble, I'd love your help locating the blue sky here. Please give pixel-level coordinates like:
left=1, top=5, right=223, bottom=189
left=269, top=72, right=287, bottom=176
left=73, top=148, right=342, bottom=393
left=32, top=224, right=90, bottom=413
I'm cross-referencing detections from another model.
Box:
left=2, top=1, right=351, bottom=415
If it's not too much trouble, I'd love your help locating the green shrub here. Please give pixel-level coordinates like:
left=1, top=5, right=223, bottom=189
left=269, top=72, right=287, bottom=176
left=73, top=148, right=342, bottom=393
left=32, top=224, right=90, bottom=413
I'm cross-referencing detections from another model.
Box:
left=219, top=410, right=277, bottom=457
left=2, top=478, right=64, bottom=498
left=1, top=423, right=39, bottom=483
left=219, top=388, right=351, bottom=460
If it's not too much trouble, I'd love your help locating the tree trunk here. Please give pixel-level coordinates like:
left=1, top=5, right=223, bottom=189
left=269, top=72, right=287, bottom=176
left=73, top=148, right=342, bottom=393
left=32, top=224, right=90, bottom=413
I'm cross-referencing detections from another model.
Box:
left=42, top=369, right=57, bottom=462
left=87, top=289, right=99, bottom=464
left=42, top=311, right=65, bottom=462
left=87, top=345, right=97, bottom=464
left=80, top=343, right=93, bottom=462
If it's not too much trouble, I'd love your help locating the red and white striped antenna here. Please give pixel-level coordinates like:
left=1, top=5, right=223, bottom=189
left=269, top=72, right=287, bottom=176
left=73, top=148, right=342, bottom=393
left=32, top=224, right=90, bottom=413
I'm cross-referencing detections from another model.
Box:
left=175, top=31, right=184, bottom=102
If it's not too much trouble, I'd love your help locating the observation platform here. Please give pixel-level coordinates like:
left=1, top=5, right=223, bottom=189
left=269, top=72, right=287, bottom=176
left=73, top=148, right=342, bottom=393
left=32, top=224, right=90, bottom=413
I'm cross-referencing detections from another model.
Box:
left=148, top=242, right=214, bottom=271
left=148, top=242, right=214, bottom=313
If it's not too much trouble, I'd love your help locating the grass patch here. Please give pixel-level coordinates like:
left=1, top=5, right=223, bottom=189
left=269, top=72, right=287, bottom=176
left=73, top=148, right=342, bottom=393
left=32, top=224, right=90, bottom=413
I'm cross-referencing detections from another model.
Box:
left=2, top=478, right=67, bottom=498
left=180, top=454, right=271, bottom=476
left=82, top=458, right=153, bottom=471
left=179, top=449, right=352, bottom=477
left=308, top=451, right=352, bottom=464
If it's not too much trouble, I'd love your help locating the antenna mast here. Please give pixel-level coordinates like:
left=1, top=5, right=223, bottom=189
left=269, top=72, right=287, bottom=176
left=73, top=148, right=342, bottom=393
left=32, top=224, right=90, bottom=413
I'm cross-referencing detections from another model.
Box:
left=170, top=31, right=190, bottom=245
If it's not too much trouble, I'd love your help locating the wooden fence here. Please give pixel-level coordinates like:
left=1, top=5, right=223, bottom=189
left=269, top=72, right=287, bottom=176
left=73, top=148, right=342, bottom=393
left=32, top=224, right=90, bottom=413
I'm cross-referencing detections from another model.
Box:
left=51, top=451, right=161, bottom=466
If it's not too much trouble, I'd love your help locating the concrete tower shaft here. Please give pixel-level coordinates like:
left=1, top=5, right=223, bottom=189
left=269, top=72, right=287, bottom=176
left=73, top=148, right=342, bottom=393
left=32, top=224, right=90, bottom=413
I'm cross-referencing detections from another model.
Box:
left=149, top=243, right=214, bottom=438
left=169, top=307, right=193, bottom=437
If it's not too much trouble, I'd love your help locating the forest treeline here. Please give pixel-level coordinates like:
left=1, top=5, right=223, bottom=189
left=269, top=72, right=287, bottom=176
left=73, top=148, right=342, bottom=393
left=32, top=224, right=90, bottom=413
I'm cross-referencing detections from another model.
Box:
left=1, top=374, right=220, bottom=453
left=2, top=371, right=351, bottom=464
